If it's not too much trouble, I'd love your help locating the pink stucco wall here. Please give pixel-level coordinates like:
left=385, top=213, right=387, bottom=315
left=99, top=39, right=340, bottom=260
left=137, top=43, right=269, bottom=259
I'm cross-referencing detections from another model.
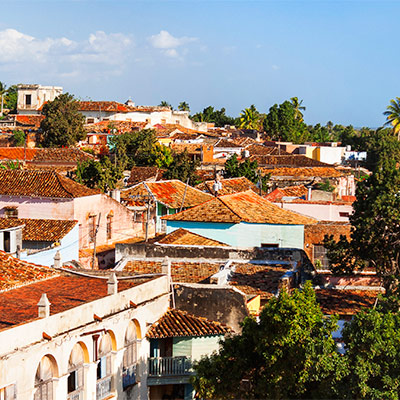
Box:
left=0, top=196, right=74, bottom=219
left=74, top=194, right=142, bottom=248
left=274, top=201, right=353, bottom=222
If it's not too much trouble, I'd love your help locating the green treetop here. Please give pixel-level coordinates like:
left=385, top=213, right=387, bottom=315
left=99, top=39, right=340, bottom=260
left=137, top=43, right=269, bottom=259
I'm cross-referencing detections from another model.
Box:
left=40, top=93, right=86, bottom=147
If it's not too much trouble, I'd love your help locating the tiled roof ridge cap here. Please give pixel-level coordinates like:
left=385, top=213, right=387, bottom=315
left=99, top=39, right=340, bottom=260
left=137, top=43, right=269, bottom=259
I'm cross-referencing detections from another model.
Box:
left=217, top=189, right=255, bottom=221
left=0, top=274, right=59, bottom=294
left=54, top=171, right=75, bottom=197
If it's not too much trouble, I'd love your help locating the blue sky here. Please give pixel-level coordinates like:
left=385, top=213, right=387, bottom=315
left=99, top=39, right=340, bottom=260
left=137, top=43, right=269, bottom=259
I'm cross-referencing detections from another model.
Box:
left=1, top=0, right=399, bottom=127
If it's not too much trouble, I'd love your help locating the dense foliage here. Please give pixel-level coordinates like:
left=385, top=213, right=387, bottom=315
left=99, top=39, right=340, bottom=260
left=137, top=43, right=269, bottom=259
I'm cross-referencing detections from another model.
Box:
left=40, top=93, right=86, bottom=147
left=163, top=150, right=200, bottom=186
left=192, top=282, right=341, bottom=399
left=191, top=106, right=237, bottom=127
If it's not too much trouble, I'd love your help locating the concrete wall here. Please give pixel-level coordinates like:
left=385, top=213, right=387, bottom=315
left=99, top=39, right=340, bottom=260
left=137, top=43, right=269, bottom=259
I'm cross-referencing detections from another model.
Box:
left=166, top=221, right=305, bottom=249
left=174, top=283, right=249, bottom=333
left=17, top=84, right=62, bottom=114
left=0, top=275, right=169, bottom=400
left=20, top=224, right=80, bottom=266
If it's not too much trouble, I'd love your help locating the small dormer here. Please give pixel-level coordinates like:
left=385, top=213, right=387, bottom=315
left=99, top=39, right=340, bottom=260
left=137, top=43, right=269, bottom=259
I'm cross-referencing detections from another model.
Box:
left=0, top=225, right=23, bottom=256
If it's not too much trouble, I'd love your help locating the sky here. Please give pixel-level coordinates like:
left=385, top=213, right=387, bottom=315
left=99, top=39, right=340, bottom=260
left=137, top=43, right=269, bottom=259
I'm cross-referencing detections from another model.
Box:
left=1, top=0, right=399, bottom=127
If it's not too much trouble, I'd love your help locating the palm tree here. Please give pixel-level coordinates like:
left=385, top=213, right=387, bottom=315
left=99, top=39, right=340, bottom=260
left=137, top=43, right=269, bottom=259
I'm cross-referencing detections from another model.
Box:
left=178, top=101, right=190, bottom=112
left=0, top=82, right=7, bottom=117
left=239, top=105, right=263, bottom=130
left=384, top=97, right=400, bottom=140
left=159, top=100, right=171, bottom=108
left=290, top=97, right=306, bottom=122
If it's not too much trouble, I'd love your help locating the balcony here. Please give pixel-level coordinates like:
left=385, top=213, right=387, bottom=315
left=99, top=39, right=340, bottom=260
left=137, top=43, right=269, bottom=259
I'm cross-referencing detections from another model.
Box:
left=149, top=356, right=193, bottom=377
left=122, top=365, right=137, bottom=390
left=96, top=376, right=112, bottom=400
left=68, top=388, right=83, bottom=400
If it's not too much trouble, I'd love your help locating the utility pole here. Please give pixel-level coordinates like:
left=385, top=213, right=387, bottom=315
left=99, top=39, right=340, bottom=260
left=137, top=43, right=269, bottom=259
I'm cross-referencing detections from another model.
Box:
left=91, top=213, right=101, bottom=269
left=179, top=178, right=190, bottom=212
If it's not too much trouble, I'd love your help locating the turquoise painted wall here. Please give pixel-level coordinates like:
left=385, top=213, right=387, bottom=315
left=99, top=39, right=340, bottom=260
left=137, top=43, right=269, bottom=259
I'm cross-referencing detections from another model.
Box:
left=166, top=221, right=304, bottom=248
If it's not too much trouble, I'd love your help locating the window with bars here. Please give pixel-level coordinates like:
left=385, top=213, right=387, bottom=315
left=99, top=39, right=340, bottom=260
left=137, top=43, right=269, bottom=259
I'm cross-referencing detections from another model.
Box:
left=106, top=215, right=113, bottom=240
left=313, top=245, right=330, bottom=269
left=34, top=356, right=56, bottom=400
left=68, top=343, right=85, bottom=399
left=89, top=216, right=96, bottom=243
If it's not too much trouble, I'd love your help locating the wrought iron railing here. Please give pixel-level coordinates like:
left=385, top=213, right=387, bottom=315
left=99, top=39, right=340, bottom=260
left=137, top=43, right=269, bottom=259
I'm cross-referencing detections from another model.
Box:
left=148, top=356, right=193, bottom=376
left=68, top=388, right=83, bottom=400
left=96, top=376, right=112, bottom=400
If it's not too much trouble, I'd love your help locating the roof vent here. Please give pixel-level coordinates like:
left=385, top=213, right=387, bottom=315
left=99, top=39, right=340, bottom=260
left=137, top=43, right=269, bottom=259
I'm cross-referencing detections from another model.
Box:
left=107, top=272, right=118, bottom=295
left=53, top=250, right=61, bottom=268
left=38, top=293, right=51, bottom=318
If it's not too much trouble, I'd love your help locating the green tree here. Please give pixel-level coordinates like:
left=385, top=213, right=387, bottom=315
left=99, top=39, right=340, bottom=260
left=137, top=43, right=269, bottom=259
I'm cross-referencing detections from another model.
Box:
left=0, top=82, right=6, bottom=117
left=40, top=93, right=86, bottom=147
left=4, top=84, right=17, bottom=112
left=308, top=123, right=332, bottom=142
left=110, top=129, right=173, bottom=169
left=224, top=153, right=269, bottom=191
left=339, top=306, right=400, bottom=399
left=163, top=150, right=200, bottom=186
left=384, top=97, right=400, bottom=140
left=324, top=162, right=400, bottom=293
left=290, top=97, right=306, bottom=122
left=178, top=101, right=190, bottom=112
left=75, top=156, right=122, bottom=192
left=159, top=101, right=171, bottom=108
left=239, top=105, right=264, bottom=130
left=191, top=106, right=236, bottom=127
left=12, top=130, right=25, bottom=147
left=192, top=282, right=341, bottom=399
left=264, top=100, right=308, bottom=143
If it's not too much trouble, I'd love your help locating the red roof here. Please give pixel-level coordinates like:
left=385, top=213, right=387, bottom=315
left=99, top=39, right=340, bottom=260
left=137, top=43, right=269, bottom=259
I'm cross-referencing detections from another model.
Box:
left=146, top=308, right=232, bottom=338
left=164, top=190, right=317, bottom=225
left=264, top=185, right=308, bottom=201
left=0, top=170, right=99, bottom=198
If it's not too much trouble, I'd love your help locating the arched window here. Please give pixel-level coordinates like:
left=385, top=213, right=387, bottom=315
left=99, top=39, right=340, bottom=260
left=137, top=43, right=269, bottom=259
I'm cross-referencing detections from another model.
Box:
left=96, top=333, right=113, bottom=400
left=67, top=343, right=85, bottom=400
left=34, top=355, right=58, bottom=400
left=122, top=321, right=140, bottom=389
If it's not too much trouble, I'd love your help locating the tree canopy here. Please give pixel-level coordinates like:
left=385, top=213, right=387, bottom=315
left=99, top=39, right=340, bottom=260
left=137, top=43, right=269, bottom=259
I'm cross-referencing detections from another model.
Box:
left=192, top=282, right=341, bottom=399
left=384, top=97, right=400, bottom=140
left=191, top=106, right=236, bottom=127
left=40, top=93, right=86, bottom=147
left=163, top=150, right=200, bottom=186
left=239, top=105, right=264, bottom=130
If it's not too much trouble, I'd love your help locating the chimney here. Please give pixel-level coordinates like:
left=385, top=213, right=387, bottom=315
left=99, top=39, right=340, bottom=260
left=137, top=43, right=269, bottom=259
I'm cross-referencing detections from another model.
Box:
left=107, top=272, right=118, bottom=295
left=161, top=256, right=171, bottom=283
left=53, top=250, right=61, bottom=268
left=38, top=293, right=51, bottom=318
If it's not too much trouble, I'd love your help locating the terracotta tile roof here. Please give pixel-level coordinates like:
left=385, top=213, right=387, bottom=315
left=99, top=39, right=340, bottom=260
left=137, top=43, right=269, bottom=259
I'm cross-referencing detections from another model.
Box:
left=85, top=120, right=147, bottom=133
left=264, top=185, right=308, bottom=201
left=79, top=101, right=169, bottom=113
left=315, top=289, right=380, bottom=317
left=0, top=147, right=38, bottom=161
left=121, top=180, right=212, bottom=209
left=126, top=167, right=165, bottom=186
left=251, top=155, right=330, bottom=167
left=0, top=170, right=99, bottom=198
left=170, top=143, right=202, bottom=155
left=233, top=137, right=257, bottom=147
left=146, top=308, right=232, bottom=338
left=154, top=123, right=204, bottom=136
left=0, top=270, right=152, bottom=330
left=0, top=218, right=78, bottom=242
left=245, top=144, right=290, bottom=156
left=0, top=147, right=94, bottom=164
left=14, top=115, right=44, bottom=128
left=0, top=251, right=58, bottom=292
left=214, top=138, right=243, bottom=148
left=196, top=177, right=260, bottom=196
left=163, top=190, right=317, bottom=225
left=32, top=148, right=95, bottom=163
left=157, top=228, right=228, bottom=247
left=124, top=260, right=221, bottom=283
left=266, top=167, right=346, bottom=178
left=228, top=263, right=289, bottom=300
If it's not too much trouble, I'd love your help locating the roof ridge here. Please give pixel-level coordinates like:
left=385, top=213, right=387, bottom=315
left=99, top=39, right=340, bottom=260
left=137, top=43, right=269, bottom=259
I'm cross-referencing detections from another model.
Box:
left=217, top=190, right=253, bottom=221
left=54, top=171, right=75, bottom=197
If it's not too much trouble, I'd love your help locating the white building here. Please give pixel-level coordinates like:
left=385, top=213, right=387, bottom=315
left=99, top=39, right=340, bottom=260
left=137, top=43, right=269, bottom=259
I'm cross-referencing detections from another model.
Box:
left=0, top=251, right=170, bottom=400
left=17, top=84, right=63, bottom=114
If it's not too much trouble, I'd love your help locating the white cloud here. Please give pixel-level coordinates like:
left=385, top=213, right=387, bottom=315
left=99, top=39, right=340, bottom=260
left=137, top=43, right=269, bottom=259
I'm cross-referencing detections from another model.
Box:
left=0, top=28, right=133, bottom=79
left=148, top=30, right=196, bottom=49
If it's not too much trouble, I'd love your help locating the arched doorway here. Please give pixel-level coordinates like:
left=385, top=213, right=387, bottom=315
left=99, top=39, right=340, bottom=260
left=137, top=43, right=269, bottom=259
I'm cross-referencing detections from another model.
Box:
left=67, top=342, right=87, bottom=400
